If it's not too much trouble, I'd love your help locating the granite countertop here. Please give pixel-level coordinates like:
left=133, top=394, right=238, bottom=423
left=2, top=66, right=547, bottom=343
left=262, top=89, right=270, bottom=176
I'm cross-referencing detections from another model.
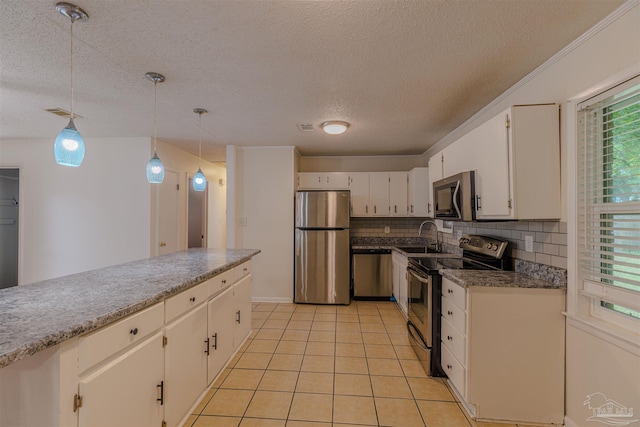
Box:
left=0, top=248, right=260, bottom=369
left=441, top=269, right=566, bottom=290
left=351, top=244, right=461, bottom=259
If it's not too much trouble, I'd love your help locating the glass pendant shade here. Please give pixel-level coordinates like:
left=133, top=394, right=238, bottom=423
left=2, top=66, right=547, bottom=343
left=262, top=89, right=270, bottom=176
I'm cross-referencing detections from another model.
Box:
left=193, top=168, right=207, bottom=192
left=146, top=152, right=165, bottom=183
left=54, top=118, right=85, bottom=167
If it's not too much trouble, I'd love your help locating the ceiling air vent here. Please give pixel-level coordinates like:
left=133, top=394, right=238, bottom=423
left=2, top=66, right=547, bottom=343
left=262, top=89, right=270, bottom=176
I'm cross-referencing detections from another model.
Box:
left=297, top=123, right=315, bottom=132
left=44, top=108, right=82, bottom=119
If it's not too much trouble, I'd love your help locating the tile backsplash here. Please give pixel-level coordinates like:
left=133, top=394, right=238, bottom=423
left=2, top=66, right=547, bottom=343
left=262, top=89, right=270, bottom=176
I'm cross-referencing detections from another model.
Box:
left=350, top=217, right=568, bottom=270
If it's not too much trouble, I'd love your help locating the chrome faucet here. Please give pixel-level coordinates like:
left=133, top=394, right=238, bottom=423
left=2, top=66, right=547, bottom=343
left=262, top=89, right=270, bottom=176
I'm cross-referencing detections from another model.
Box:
left=418, top=219, right=442, bottom=253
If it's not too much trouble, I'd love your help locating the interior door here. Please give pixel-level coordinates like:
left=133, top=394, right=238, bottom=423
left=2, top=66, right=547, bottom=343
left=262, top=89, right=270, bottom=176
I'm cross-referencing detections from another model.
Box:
left=157, top=170, right=179, bottom=255
left=188, top=178, right=207, bottom=248
left=0, top=168, right=19, bottom=288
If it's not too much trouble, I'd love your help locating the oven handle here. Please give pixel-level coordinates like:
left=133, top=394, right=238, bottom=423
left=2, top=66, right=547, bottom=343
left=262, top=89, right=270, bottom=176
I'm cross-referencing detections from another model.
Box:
left=408, top=268, right=430, bottom=284
left=452, top=180, right=462, bottom=219
left=407, top=321, right=430, bottom=352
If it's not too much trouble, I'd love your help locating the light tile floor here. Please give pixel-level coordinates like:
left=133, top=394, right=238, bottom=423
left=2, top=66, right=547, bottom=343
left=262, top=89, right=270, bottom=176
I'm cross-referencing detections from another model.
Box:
left=184, top=301, right=539, bottom=427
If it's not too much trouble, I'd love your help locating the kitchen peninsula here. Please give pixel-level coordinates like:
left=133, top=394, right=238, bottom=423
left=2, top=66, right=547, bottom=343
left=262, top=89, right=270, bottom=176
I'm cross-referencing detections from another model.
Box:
left=0, top=248, right=260, bottom=427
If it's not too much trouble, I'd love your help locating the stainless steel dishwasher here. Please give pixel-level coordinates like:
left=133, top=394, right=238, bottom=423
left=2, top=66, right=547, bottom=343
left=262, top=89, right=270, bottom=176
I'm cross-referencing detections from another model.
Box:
left=352, top=248, right=393, bottom=298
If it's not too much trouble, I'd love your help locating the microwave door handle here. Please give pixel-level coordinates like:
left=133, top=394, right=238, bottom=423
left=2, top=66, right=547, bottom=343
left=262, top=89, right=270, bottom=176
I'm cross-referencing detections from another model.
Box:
left=452, top=180, right=462, bottom=219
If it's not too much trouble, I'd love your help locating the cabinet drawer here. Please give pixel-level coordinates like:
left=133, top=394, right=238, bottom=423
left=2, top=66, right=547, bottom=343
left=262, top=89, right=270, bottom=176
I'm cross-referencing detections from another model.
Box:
left=442, top=298, right=466, bottom=334
left=236, top=261, right=251, bottom=279
left=209, top=268, right=235, bottom=296
left=165, top=280, right=209, bottom=323
left=78, top=302, right=164, bottom=373
left=441, top=318, right=466, bottom=366
left=442, top=345, right=466, bottom=398
left=442, top=277, right=466, bottom=310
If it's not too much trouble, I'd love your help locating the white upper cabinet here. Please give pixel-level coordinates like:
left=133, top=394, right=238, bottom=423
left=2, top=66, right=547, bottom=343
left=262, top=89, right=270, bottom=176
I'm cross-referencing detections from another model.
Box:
left=389, top=172, right=409, bottom=216
left=408, top=167, right=430, bottom=217
left=348, top=173, right=370, bottom=216
left=297, top=172, right=349, bottom=190
left=369, top=172, right=391, bottom=216
left=474, top=104, right=560, bottom=220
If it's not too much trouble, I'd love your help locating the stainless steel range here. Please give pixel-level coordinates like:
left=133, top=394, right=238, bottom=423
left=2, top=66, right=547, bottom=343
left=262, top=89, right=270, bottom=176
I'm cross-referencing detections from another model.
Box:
left=407, top=235, right=511, bottom=377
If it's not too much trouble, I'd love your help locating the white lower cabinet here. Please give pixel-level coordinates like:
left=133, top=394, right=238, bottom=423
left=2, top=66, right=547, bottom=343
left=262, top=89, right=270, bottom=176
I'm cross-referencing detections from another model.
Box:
left=207, top=286, right=235, bottom=383
left=441, top=277, right=565, bottom=425
left=233, top=274, right=253, bottom=347
left=78, top=332, right=164, bottom=427
left=164, top=303, right=208, bottom=427
left=391, top=252, right=408, bottom=316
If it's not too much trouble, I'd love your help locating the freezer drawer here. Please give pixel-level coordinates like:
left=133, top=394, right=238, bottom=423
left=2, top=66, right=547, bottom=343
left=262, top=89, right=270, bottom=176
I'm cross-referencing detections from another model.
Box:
left=352, top=253, right=392, bottom=298
left=294, top=229, right=350, bottom=304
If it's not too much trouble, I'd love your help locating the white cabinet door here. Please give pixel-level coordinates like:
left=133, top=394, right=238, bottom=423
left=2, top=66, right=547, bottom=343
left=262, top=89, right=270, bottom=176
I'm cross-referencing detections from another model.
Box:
left=348, top=173, right=370, bottom=216
left=78, top=332, right=164, bottom=427
left=408, top=167, right=430, bottom=217
left=389, top=172, right=408, bottom=216
left=397, top=256, right=409, bottom=317
left=233, top=275, right=252, bottom=348
left=207, top=287, right=235, bottom=384
left=324, top=172, right=349, bottom=189
left=298, top=172, right=350, bottom=190
left=164, top=304, right=208, bottom=427
left=297, top=173, right=324, bottom=189
left=369, top=173, right=390, bottom=216
left=474, top=104, right=560, bottom=220
left=473, top=109, right=512, bottom=219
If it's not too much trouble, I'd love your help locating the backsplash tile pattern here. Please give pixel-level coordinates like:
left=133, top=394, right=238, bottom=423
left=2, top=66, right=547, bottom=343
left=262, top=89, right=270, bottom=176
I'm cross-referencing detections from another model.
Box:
left=350, top=217, right=568, bottom=282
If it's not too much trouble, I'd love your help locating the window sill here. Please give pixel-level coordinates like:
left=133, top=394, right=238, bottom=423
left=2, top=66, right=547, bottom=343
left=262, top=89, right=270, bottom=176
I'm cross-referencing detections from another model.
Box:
left=563, top=312, right=640, bottom=357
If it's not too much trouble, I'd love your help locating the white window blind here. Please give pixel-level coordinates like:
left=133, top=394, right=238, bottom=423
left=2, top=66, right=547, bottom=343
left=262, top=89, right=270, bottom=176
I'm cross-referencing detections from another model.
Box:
left=578, top=76, right=640, bottom=326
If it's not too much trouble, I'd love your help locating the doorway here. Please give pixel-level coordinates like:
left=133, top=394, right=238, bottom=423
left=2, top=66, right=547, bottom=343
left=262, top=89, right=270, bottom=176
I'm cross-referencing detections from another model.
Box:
left=157, top=169, right=180, bottom=256
left=0, top=168, right=19, bottom=288
left=188, top=177, right=207, bottom=248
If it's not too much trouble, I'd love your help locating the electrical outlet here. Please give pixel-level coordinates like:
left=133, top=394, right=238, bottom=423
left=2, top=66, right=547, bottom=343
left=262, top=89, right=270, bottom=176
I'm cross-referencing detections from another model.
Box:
left=384, top=226, right=390, bottom=234
left=525, top=235, right=534, bottom=252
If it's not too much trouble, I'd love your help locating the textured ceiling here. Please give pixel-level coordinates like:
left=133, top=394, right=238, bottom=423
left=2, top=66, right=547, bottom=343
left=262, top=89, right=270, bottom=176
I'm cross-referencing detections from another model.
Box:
left=0, top=0, right=623, bottom=162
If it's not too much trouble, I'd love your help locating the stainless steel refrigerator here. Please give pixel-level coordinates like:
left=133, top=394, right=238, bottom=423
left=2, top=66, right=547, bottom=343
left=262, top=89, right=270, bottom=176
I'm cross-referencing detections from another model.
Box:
left=294, top=190, right=350, bottom=304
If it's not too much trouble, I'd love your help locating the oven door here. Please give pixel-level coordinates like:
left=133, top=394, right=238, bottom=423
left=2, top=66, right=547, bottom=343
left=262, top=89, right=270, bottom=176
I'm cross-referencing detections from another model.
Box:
left=407, top=267, right=433, bottom=376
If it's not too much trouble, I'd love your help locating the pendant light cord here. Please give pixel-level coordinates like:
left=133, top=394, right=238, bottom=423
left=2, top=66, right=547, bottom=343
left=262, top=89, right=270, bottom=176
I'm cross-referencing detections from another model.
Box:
left=198, top=112, right=202, bottom=167
left=70, top=19, right=74, bottom=119
left=153, top=81, right=158, bottom=152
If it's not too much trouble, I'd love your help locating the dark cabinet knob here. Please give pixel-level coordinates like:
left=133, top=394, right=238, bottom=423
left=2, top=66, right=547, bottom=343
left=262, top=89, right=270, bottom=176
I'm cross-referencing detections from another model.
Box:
left=190, top=297, right=196, bottom=303
left=130, top=328, right=138, bottom=335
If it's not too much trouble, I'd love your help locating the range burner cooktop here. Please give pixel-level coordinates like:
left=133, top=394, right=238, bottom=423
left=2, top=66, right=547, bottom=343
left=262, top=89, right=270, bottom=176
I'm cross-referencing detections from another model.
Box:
left=409, top=234, right=511, bottom=273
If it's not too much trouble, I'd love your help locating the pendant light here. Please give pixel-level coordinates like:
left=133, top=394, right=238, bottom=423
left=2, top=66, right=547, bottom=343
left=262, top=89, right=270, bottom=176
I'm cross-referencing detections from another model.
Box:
left=145, top=72, right=166, bottom=184
left=54, top=2, right=88, bottom=167
left=192, top=108, right=208, bottom=192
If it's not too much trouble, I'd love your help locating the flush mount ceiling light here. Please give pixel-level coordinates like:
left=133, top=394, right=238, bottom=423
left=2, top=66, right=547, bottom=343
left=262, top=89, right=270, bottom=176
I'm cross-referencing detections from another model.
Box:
left=145, top=72, right=166, bottom=184
left=53, top=2, right=88, bottom=167
left=192, top=108, right=208, bottom=192
left=321, top=121, right=350, bottom=135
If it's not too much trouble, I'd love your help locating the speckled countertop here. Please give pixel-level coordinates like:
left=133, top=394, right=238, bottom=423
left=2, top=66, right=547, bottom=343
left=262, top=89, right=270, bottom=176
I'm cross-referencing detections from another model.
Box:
left=0, top=248, right=260, bottom=369
left=441, top=269, right=566, bottom=289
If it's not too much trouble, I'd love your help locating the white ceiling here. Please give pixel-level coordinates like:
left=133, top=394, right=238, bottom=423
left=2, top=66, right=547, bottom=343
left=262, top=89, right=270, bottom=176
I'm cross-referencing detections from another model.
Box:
left=0, top=0, right=623, bottom=163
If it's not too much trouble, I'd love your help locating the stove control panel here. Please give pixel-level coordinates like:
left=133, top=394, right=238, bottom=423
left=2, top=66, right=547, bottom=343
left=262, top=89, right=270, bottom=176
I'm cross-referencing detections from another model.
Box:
left=459, top=234, right=508, bottom=259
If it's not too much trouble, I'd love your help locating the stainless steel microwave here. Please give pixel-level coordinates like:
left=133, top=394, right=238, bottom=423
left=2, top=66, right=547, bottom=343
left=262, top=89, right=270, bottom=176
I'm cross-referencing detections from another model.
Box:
left=433, top=171, right=475, bottom=221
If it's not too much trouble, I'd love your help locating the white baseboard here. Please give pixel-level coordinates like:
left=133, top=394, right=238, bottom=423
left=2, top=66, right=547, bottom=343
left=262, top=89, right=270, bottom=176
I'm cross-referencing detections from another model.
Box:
left=251, top=297, right=293, bottom=303
left=564, top=416, right=578, bottom=427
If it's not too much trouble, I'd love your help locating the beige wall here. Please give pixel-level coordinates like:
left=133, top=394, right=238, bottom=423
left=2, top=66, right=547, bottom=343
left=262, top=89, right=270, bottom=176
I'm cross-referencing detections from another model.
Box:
left=565, top=323, right=639, bottom=427
left=151, top=140, right=227, bottom=254
left=300, top=154, right=426, bottom=172
left=419, top=4, right=640, bottom=426
left=0, top=137, right=151, bottom=284
left=228, top=146, right=297, bottom=302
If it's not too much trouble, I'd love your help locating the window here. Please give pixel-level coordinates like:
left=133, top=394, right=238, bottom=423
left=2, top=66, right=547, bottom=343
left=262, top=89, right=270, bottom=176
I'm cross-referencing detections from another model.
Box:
left=578, top=76, right=640, bottom=331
